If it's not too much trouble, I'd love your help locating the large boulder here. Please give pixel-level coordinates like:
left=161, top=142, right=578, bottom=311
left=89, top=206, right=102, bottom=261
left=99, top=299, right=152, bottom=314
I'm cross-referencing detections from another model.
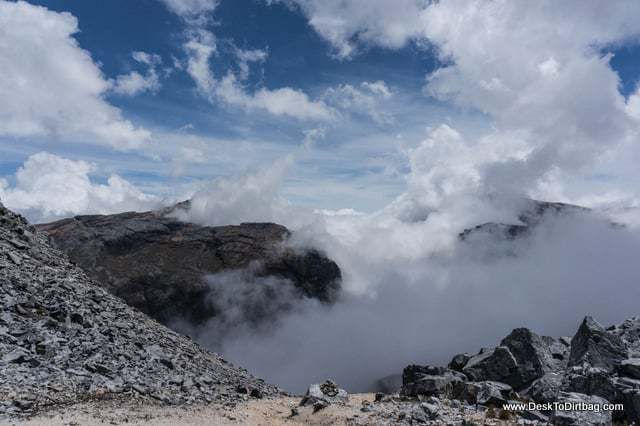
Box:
left=563, top=366, right=619, bottom=403
left=36, top=204, right=341, bottom=325
left=499, top=328, right=560, bottom=388
left=612, top=317, right=640, bottom=355
left=453, top=381, right=517, bottom=406
left=400, top=365, right=466, bottom=398
left=542, top=335, right=572, bottom=365
left=550, top=392, right=612, bottom=426
left=522, top=372, right=563, bottom=404
left=568, top=316, right=627, bottom=372
left=462, top=346, right=518, bottom=385
left=447, top=353, right=472, bottom=372
left=622, top=389, right=640, bottom=424
left=618, top=358, right=640, bottom=380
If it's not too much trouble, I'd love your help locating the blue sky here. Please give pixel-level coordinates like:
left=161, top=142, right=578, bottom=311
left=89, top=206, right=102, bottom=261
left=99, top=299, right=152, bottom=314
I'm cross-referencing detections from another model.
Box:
left=1, top=0, right=453, bottom=212
left=2, top=0, right=640, bottom=222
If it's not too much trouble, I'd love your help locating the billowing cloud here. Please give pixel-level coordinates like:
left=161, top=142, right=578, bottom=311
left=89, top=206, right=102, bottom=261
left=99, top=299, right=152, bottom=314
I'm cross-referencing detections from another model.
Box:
left=0, top=152, right=161, bottom=223
left=111, top=51, right=163, bottom=96
left=421, top=1, right=640, bottom=193
left=276, top=0, right=428, bottom=58
left=287, top=0, right=640, bottom=203
left=0, top=0, right=151, bottom=150
left=172, top=155, right=300, bottom=226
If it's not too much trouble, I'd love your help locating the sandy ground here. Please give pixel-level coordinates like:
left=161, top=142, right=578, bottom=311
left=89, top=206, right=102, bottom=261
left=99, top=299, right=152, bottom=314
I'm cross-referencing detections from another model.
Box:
left=3, top=394, right=379, bottom=426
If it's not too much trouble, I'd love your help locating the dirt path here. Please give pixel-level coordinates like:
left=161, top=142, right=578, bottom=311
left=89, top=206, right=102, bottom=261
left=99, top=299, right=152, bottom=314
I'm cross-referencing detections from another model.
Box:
left=4, top=394, right=378, bottom=426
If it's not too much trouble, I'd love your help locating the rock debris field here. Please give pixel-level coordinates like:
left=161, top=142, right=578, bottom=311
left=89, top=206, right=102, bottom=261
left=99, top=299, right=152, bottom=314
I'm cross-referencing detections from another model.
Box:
left=0, top=202, right=280, bottom=418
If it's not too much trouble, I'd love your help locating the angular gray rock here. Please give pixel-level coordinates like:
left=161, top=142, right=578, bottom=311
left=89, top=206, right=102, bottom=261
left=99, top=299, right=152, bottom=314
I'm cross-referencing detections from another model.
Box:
left=453, top=381, right=516, bottom=406
left=400, top=365, right=466, bottom=398
left=564, top=365, right=620, bottom=403
left=550, top=392, right=612, bottom=426
left=462, top=346, right=518, bottom=384
left=36, top=203, right=342, bottom=325
left=522, top=372, right=562, bottom=404
left=499, top=327, right=560, bottom=388
left=613, top=317, right=640, bottom=355
left=447, top=353, right=471, bottom=372
left=618, top=358, right=640, bottom=380
left=399, top=315, right=640, bottom=424
left=622, top=389, right=640, bottom=425
left=543, top=335, right=572, bottom=364
left=568, top=316, right=627, bottom=371
left=300, top=380, right=348, bottom=408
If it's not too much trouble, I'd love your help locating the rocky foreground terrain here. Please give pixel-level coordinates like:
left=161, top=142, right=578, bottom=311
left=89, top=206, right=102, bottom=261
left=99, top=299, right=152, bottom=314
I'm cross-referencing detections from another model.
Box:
left=394, top=314, right=640, bottom=425
left=36, top=201, right=341, bottom=325
left=11, top=310, right=640, bottom=425
left=0, top=202, right=280, bottom=418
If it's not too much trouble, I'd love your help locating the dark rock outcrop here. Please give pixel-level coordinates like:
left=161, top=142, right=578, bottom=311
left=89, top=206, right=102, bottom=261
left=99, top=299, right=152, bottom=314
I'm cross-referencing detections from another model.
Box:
left=550, top=392, right=612, bottom=426
left=568, top=316, right=627, bottom=371
left=499, top=327, right=562, bottom=388
left=462, top=346, right=518, bottom=385
left=454, top=380, right=517, bottom=406
left=0, top=202, right=279, bottom=416
left=564, top=366, right=620, bottom=403
left=401, top=315, right=640, bottom=424
left=400, top=365, right=465, bottom=398
left=522, top=372, right=563, bottom=403
left=447, top=353, right=472, bottom=372
left=619, top=358, right=640, bottom=379
left=36, top=205, right=341, bottom=325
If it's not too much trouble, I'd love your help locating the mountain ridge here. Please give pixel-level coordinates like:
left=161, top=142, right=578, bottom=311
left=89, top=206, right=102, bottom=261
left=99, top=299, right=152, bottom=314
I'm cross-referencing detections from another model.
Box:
left=36, top=204, right=342, bottom=326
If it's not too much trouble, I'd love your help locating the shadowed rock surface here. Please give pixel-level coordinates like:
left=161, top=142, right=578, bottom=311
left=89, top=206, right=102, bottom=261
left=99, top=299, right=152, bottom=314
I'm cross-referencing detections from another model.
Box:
left=36, top=203, right=341, bottom=325
left=0, top=202, right=280, bottom=417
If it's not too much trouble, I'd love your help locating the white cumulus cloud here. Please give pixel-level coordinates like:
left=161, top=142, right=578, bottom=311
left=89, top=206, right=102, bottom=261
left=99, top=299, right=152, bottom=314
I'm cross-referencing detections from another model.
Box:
left=0, top=0, right=151, bottom=150
left=275, top=0, right=428, bottom=58
left=0, top=152, right=162, bottom=223
left=215, top=73, right=337, bottom=121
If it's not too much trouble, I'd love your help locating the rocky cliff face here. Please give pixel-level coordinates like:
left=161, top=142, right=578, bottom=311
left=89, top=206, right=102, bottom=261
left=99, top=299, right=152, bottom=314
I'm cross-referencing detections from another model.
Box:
left=36, top=204, right=341, bottom=325
left=400, top=315, right=640, bottom=424
left=0, top=202, right=279, bottom=417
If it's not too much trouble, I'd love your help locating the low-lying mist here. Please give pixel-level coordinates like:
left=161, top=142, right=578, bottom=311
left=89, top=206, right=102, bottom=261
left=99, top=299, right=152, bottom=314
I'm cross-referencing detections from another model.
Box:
left=181, top=204, right=640, bottom=393
left=171, top=114, right=640, bottom=392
